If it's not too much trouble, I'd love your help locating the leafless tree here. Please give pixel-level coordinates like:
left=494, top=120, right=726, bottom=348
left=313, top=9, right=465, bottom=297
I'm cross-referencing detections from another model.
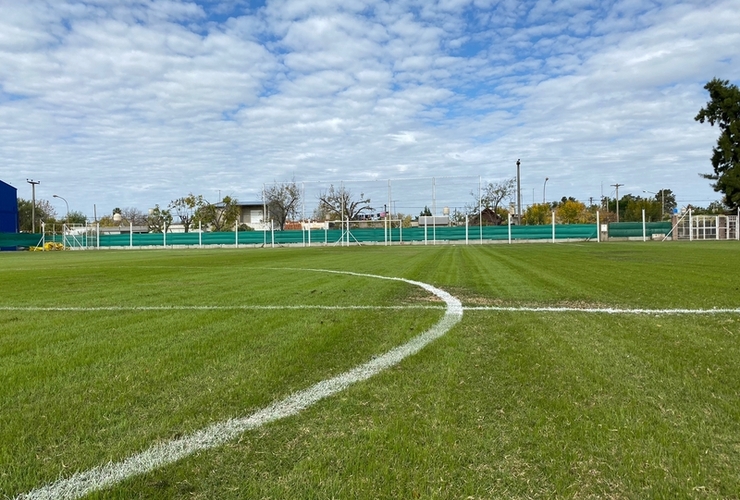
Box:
left=263, top=180, right=301, bottom=230
left=317, top=184, right=373, bottom=220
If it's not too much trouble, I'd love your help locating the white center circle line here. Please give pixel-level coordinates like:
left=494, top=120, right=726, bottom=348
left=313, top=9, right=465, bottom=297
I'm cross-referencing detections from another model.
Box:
left=15, top=269, right=463, bottom=500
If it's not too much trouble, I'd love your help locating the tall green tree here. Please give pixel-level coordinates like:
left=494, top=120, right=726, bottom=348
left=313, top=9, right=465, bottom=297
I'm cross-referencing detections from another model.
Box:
left=654, top=189, right=677, bottom=218
left=556, top=199, right=592, bottom=224
left=194, top=196, right=240, bottom=232
left=522, top=203, right=551, bottom=225
left=17, top=198, right=56, bottom=232
left=169, top=194, right=204, bottom=233
left=606, top=194, right=639, bottom=222
left=147, top=204, right=172, bottom=233
left=66, top=211, right=88, bottom=224
left=695, top=78, right=740, bottom=209
left=624, top=198, right=661, bottom=222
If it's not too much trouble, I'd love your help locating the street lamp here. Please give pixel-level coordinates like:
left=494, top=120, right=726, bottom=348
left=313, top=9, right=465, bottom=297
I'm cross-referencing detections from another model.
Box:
left=53, top=194, right=70, bottom=225
left=643, top=190, right=664, bottom=219
left=543, top=177, right=549, bottom=205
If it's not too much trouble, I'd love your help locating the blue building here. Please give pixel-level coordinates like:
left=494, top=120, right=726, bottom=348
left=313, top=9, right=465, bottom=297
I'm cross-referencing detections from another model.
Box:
left=0, top=179, right=19, bottom=233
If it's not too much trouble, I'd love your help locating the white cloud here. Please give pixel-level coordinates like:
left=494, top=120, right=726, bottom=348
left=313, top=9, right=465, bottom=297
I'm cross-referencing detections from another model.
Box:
left=0, top=0, right=736, bottom=215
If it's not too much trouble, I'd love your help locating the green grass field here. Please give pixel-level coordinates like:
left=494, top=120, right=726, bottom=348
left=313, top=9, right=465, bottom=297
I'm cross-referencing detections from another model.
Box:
left=2, top=242, right=740, bottom=499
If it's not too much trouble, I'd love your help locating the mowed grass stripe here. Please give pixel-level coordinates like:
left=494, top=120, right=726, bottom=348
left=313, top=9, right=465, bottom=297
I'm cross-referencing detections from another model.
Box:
left=95, top=311, right=740, bottom=499
left=1, top=255, right=444, bottom=498
left=11, top=271, right=462, bottom=500
left=2, top=309, right=436, bottom=490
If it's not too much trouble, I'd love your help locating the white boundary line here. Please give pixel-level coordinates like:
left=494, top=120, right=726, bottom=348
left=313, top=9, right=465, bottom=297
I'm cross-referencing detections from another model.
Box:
left=15, top=270, right=463, bottom=500
left=4, top=305, right=738, bottom=315
left=465, top=306, right=740, bottom=314
left=0, top=305, right=443, bottom=312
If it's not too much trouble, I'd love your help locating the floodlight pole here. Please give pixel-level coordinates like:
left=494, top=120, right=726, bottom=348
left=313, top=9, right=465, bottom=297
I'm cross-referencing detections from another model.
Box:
left=26, top=179, right=40, bottom=233
left=516, top=159, right=521, bottom=225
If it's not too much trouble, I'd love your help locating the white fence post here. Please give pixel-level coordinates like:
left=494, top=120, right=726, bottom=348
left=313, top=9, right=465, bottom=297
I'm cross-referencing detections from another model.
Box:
left=551, top=211, right=555, bottom=243
left=465, top=215, right=468, bottom=245
left=716, top=216, right=720, bottom=240
left=508, top=214, right=512, bottom=244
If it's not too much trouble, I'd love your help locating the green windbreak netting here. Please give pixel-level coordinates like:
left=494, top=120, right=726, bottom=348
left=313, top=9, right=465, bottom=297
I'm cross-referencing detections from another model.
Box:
left=9, top=223, right=662, bottom=250
left=0, top=233, right=43, bottom=248
left=608, top=222, right=671, bottom=238
left=86, top=224, right=599, bottom=248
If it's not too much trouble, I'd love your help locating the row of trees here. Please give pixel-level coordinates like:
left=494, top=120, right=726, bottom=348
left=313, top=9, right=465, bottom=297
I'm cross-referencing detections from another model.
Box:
left=17, top=187, right=727, bottom=234
left=99, top=195, right=243, bottom=233
left=16, top=198, right=87, bottom=232
left=95, top=183, right=376, bottom=233
left=521, top=195, right=670, bottom=225
left=470, top=179, right=683, bottom=225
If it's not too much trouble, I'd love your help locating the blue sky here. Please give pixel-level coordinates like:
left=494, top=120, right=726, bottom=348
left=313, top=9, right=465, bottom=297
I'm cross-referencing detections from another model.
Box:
left=1, top=0, right=738, bottom=219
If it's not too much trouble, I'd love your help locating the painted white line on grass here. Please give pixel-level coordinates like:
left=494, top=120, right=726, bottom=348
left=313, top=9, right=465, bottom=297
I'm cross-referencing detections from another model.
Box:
left=466, top=306, right=740, bottom=314
left=15, top=270, right=462, bottom=500
left=0, top=305, right=443, bottom=312
left=4, top=306, right=739, bottom=315
left=3, top=305, right=737, bottom=315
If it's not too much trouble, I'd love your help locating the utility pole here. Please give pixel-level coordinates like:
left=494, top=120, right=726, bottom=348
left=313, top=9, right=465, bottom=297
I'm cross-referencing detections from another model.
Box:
left=26, top=179, right=40, bottom=233
left=516, top=159, right=521, bottom=225
left=611, top=183, right=623, bottom=222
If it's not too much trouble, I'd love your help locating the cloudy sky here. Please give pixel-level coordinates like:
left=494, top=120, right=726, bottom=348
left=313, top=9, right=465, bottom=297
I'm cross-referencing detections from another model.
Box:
left=1, top=0, right=738, bottom=219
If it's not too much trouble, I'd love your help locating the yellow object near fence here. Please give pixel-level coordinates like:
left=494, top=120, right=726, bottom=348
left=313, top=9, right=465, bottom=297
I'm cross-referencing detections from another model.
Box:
left=29, top=242, right=66, bottom=251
